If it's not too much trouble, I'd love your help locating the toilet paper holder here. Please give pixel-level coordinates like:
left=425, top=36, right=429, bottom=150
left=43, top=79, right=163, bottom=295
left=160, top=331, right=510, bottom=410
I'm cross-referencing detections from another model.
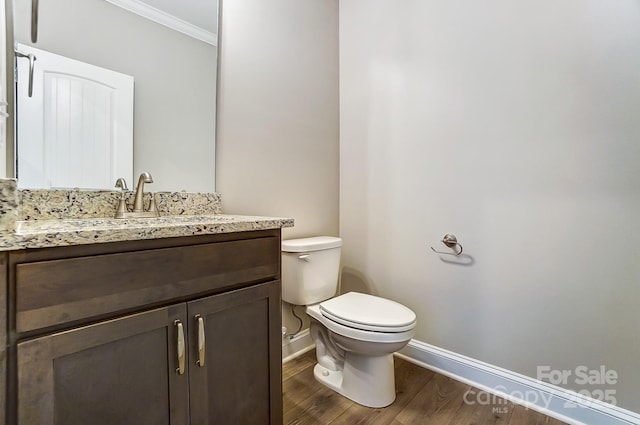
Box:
left=431, top=234, right=463, bottom=256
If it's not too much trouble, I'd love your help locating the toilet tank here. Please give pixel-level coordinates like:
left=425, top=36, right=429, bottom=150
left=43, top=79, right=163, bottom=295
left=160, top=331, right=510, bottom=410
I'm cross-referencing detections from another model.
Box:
left=281, top=236, right=343, bottom=305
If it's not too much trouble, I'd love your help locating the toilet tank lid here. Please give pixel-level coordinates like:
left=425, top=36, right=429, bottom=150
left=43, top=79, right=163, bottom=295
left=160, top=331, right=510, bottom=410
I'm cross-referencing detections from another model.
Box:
left=282, top=236, right=343, bottom=252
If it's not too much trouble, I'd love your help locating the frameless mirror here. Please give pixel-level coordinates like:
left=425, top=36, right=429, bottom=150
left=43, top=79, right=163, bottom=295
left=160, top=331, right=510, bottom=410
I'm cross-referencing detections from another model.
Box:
left=10, top=0, right=218, bottom=192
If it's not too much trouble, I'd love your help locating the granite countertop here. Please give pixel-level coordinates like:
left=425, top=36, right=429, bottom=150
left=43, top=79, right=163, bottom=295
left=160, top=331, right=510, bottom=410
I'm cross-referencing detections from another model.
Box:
left=1, top=214, right=294, bottom=251
left=0, top=179, right=294, bottom=251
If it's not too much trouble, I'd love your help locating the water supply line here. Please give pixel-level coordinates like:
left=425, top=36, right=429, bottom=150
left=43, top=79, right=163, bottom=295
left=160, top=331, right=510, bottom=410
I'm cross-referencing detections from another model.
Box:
left=283, top=304, right=304, bottom=339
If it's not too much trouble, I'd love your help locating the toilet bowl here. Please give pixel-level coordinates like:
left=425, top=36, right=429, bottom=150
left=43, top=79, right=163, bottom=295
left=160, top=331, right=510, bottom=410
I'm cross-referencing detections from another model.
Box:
left=281, top=236, right=417, bottom=408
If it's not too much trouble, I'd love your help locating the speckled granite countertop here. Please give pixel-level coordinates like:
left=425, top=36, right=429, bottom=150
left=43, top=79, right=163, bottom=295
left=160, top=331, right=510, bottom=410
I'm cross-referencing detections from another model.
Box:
left=0, top=179, right=294, bottom=251
left=1, top=214, right=293, bottom=251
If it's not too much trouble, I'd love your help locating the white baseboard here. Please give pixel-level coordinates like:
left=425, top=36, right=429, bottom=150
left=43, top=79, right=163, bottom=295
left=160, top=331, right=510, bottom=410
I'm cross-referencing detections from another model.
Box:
left=398, top=340, right=640, bottom=425
left=282, top=329, right=314, bottom=363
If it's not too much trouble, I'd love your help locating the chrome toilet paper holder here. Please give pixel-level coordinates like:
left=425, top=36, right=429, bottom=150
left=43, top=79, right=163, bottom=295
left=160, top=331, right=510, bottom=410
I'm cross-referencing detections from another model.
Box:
left=430, top=233, right=463, bottom=256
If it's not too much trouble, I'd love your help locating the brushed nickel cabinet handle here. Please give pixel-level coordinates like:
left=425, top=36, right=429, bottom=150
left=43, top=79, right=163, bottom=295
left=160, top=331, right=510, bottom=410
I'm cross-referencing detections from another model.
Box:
left=31, top=0, right=39, bottom=43
left=175, top=320, right=185, bottom=375
left=196, top=315, right=205, bottom=367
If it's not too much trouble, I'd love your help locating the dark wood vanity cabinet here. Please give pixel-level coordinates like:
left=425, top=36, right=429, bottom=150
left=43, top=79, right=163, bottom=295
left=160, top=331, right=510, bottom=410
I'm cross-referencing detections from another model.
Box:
left=17, top=303, right=190, bottom=425
left=4, top=230, right=283, bottom=425
left=188, top=282, right=279, bottom=424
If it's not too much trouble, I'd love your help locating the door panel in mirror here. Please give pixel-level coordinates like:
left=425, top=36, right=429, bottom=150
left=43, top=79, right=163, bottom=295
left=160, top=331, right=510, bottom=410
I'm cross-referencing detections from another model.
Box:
left=16, top=43, right=134, bottom=189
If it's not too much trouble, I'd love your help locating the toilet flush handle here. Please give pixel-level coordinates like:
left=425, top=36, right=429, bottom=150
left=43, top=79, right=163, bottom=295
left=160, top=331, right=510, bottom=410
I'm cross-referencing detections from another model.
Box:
left=298, top=254, right=311, bottom=262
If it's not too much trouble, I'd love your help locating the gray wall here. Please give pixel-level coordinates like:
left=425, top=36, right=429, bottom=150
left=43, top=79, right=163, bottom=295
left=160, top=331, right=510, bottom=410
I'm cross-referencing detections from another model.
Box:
left=216, top=0, right=339, bottom=239
left=340, top=0, right=640, bottom=411
left=13, top=0, right=216, bottom=192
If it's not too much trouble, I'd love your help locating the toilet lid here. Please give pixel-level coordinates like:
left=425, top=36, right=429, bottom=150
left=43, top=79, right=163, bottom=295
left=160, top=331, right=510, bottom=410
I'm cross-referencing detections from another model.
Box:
left=319, top=292, right=416, bottom=332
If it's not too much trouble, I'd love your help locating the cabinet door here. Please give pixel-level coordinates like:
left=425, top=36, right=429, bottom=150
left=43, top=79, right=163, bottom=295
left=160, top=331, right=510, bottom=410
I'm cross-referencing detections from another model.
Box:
left=17, top=305, right=190, bottom=425
left=188, top=281, right=283, bottom=425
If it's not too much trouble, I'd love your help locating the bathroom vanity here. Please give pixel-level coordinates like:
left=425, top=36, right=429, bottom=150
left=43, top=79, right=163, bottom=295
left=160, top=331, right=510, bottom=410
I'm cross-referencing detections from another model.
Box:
left=0, top=182, right=293, bottom=425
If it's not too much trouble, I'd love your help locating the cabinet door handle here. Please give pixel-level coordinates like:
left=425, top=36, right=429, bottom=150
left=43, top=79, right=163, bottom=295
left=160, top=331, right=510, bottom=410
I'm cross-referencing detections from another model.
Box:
left=175, top=320, right=186, bottom=375
left=196, top=315, right=205, bottom=367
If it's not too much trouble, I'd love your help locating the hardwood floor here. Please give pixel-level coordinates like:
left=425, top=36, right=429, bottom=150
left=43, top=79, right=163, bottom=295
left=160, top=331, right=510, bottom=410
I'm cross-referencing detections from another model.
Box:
left=283, top=350, right=567, bottom=425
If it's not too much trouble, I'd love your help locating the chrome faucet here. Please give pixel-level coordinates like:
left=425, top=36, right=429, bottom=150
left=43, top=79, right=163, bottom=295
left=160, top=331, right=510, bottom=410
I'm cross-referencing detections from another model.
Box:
left=114, top=172, right=159, bottom=218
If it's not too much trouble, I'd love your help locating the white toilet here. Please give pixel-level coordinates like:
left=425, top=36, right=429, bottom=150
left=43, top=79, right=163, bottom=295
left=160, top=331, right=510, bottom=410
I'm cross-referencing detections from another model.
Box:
left=281, top=236, right=416, bottom=408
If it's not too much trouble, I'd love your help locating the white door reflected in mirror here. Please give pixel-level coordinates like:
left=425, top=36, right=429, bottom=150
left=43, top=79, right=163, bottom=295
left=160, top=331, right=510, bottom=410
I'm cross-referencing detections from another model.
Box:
left=16, top=43, right=133, bottom=190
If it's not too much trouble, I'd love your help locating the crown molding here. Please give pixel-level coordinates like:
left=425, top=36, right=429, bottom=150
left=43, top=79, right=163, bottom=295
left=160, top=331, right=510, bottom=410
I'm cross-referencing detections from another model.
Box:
left=104, top=0, right=217, bottom=46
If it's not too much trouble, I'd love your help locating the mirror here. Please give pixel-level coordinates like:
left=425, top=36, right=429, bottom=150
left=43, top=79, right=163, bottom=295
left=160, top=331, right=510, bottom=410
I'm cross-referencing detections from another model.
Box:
left=9, top=0, right=218, bottom=192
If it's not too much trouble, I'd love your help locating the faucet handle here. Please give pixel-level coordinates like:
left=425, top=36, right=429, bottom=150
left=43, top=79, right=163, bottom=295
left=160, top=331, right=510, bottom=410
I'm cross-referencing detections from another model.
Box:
left=115, top=178, right=128, bottom=191
left=148, top=195, right=159, bottom=216
left=149, top=193, right=158, bottom=212
left=114, top=178, right=129, bottom=218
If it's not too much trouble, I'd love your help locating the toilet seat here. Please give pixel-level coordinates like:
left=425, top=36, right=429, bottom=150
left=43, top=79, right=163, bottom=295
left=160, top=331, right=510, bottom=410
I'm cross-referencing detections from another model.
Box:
left=307, top=304, right=415, bottom=343
left=319, top=292, right=416, bottom=332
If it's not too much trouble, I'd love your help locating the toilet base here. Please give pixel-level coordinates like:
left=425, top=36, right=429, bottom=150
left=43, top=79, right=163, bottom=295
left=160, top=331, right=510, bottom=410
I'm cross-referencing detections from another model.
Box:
left=313, top=352, right=396, bottom=408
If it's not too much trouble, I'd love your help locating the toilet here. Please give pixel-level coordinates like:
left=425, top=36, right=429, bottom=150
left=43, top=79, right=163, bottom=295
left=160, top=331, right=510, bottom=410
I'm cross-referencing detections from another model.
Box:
left=281, top=236, right=416, bottom=408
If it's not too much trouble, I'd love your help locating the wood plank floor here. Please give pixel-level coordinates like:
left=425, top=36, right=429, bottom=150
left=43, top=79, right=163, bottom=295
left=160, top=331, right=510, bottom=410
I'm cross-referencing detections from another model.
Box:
left=283, top=350, right=567, bottom=425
